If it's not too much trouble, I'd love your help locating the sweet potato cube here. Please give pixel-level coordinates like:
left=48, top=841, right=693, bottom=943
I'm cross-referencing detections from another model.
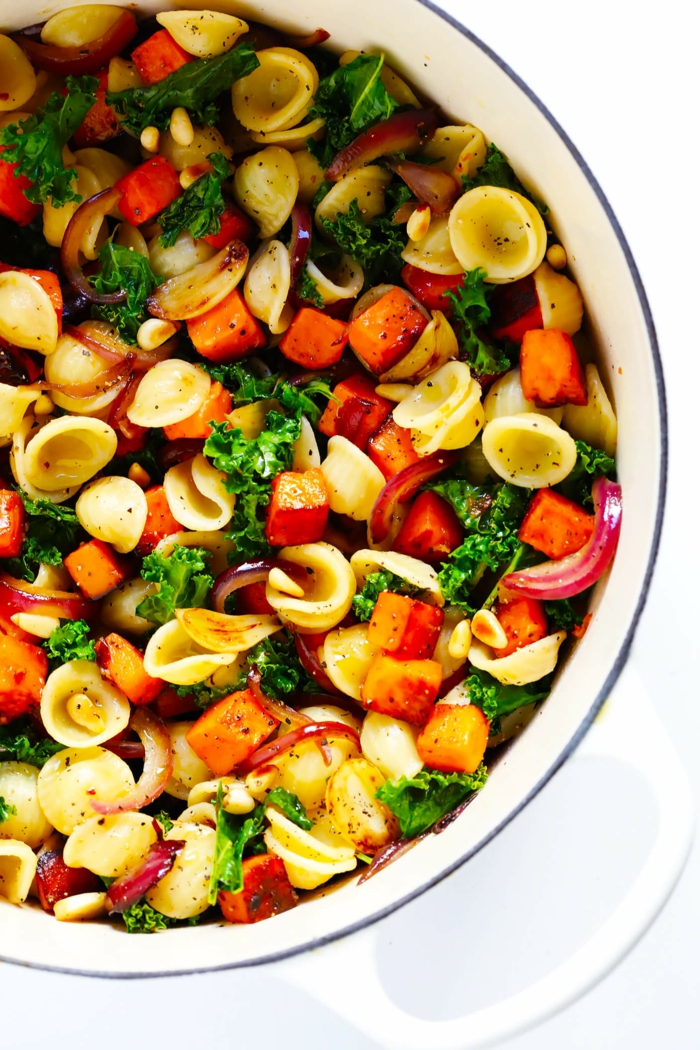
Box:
left=318, top=373, right=392, bottom=451
left=348, top=287, right=429, bottom=374
left=417, top=703, right=490, bottom=774
left=95, top=632, right=164, bottom=705
left=163, top=381, right=232, bottom=441
left=518, top=488, right=595, bottom=560
left=219, top=853, right=298, bottom=923
left=63, top=539, right=131, bottom=600
left=367, top=416, right=421, bottom=479
left=393, top=490, right=462, bottom=564
left=520, top=327, right=587, bottom=407
left=131, top=28, right=193, bottom=84
left=186, top=688, right=279, bottom=776
left=153, top=686, right=199, bottom=720
left=367, top=592, right=444, bottom=659
left=136, top=485, right=181, bottom=557
left=279, top=307, right=348, bottom=369
left=493, top=597, right=548, bottom=659
left=265, top=468, right=330, bottom=547
left=0, top=626, right=48, bottom=723
left=361, top=653, right=442, bottom=726
left=187, top=287, right=266, bottom=362
left=35, top=850, right=102, bottom=914
left=115, top=154, right=182, bottom=226
left=0, top=489, right=24, bottom=557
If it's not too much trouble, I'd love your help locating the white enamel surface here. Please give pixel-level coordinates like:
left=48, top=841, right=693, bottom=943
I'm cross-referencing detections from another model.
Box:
left=0, top=0, right=664, bottom=978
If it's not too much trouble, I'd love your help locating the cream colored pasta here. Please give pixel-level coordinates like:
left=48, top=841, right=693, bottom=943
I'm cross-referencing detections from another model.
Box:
left=232, top=48, right=318, bottom=132
left=481, top=412, right=578, bottom=487
left=0, top=385, right=39, bottom=443
left=74, top=147, right=131, bottom=201
left=339, top=50, right=420, bottom=108
left=143, top=619, right=240, bottom=686
left=41, top=5, right=122, bottom=47
left=304, top=254, right=364, bottom=305
left=20, top=415, right=117, bottom=496
left=53, top=891, right=107, bottom=922
left=148, top=229, right=217, bottom=279
left=350, top=549, right=444, bottom=606
left=469, top=632, right=567, bottom=686
left=326, top=758, right=399, bottom=855
left=40, top=660, right=131, bottom=749
left=563, top=363, right=618, bottom=456
left=271, top=729, right=360, bottom=813
left=226, top=398, right=280, bottom=439
left=315, top=165, right=392, bottom=229
left=434, top=606, right=470, bottom=679
left=76, top=476, right=148, bottom=553
left=320, top=436, right=386, bottom=521
left=291, top=148, right=326, bottom=203
left=156, top=9, right=248, bottom=57
left=146, top=824, right=215, bottom=919
left=487, top=704, right=539, bottom=749
left=292, top=415, right=321, bottom=470
left=484, top=367, right=564, bottom=424
left=108, top=55, right=142, bottom=93
left=34, top=561, right=72, bottom=590
left=298, top=705, right=362, bottom=733
left=449, top=186, right=547, bottom=283
left=44, top=324, right=127, bottom=415
left=250, top=116, right=326, bottom=150
left=176, top=608, right=281, bottom=654
left=234, top=146, right=299, bottom=238
left=244, top=240, right=293, bottom=334
left=381, top=310, right=458, bottom=383
left=187, top=776, right=241, bottom=807
left=0, top=841, right=37, bottom=904
left=175, top=802, right=217, bottom=827
left=263, top=808, right=357, bottom=890
left=421, top=124, right=487, bottom=178
left=101, top=577, right=156, bottom=637
left=401, top=214, right=463, bottom=275
left=37, top=747, right=135, bottom=835
left=322, top=623, right=380, bottom=700
left=163, top=453, right=235, bottom=532
left=265, top=542, right=356, bottom=632
left=0, top=271, right=59, bottom=354
left=360, top=712, right=424, bottom=782
left=114, top=221, right=149, bottom=257
left=161, top=723, right=212, bottom=800
left=0, top=35, right=37, bottom=111
left=147, top=241, right=248, bottom=321
left=43, top=165, right=105, bottom=258
left=395, top=362, right=485, bottom=455
left=533, top=260, right=584, bottom=336
left=0, top=762, right=53, bottom=849
left=63, top=812, right=158, bottom=878
left=158, top=124, right=232, bottom=171
left=11, top=417, right=76, bottom=504
left=155, top=529, right=234, bottom=576
left=127, top=360, right=211, bottom=428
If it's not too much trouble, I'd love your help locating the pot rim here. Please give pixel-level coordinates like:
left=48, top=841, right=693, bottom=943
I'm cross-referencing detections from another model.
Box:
left=0, top=0, right=668, bottom=979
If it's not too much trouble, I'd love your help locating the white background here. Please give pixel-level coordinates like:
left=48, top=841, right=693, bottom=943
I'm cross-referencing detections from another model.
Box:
left=2, top=0, right=699, bottom=1046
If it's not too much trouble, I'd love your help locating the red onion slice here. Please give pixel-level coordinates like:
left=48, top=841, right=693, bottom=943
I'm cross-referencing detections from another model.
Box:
left=67, top=323, right=176, bottom=371
left=107, top=374, right=145, bottom=441
left=294, top=632, right=340, bottom=695
left=326, top=109, right=438, bottom=181
left=211, top=558, right=306, bottom=613
left=105, top=839, right=185, bottom=914
left=385, top=156, right=460, bottom=213
left=91, top=708, right=173, bottom=814
left=248, top=667, right=333, bottom=766
left=503, top=477, right=622, bottom=600
left=61, top=189, right=126, bottom=305
left=103, top=740, right=146, bottom=760
left=0, top=573, right=95, bottom=620
left=38, top=353, right=134, bottom=400
left=284, top=27, right=330, bottom=48
left=238, top=721, right=361, bottom=775
left=13, top=11, right=138, bottom=74
left=369, top=450, right=458, bottom=543
left=289, top=202, right=312, bottom=292
left=157, top=437, right=205, bottom=471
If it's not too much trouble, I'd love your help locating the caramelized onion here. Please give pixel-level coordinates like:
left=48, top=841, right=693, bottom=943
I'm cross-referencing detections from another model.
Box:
left=0, top=573, right=94, bottom=620
left=105, top=839, right=185, bottom=914
left=157, top=437, right=205, bottom=470
left=238, top=721, right=361, bottom=775
left=385, top=156, right=460, bottom=213
left=146, top=240, right=249, bottom=322
left=357, top=835, right=424, bottom=884
left=91, top=708, right=173, bottom=815
left=38, top=353, right=134, bottom=399
left=104, top=740, right=145, bottom=760
left=211, top=558, right=306, bottom=613
left=326, top=109, right=438, bottom=181
left=107, top=374, right=145, bottom=441
left=294, top=632, right=340, bottom=694
left=61, top=189, right=126, bottom=304
left=67, top=323, right=176, bottom=371
left=13, top=11, right=138, bottom=74
left=369, top=451, right=458, bottom=543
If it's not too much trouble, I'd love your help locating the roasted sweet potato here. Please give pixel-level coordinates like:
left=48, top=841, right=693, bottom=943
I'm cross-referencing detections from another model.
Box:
left=393, top=490, right=462, bottom=564
left=279, top=307, right=348, bottom=369
left=95, top=632, right=164, bottom=705
left=367, top=592, right=444, bottom=659
left=186, top=689, right=279, bottom=776
left=265, top=468, right=330, bottom=547
left=219, top=853, right=298, bottom=923
left=493, top=597, right=548, bottom=659
left=0, top=489, right=24, bottom=558
left=347, top=287, right=429, bottom=374
left=0, top=625, right=48, bottom=723
left=518, top=488, right=595, bottom=560
left=417, top=703, right=490, bottom=774
left=63, top=540, right=131, bottom=600
left=136, top=485, right=181, bottom=556
left=187, top=288, right=266, bottom=362
left=361, top=653, right=442, bottom=726
left=318, top=373, right=392, bottom=451
left=520, top=327, right=587, bottom=407
left=367, top=416, right=421, bottom=479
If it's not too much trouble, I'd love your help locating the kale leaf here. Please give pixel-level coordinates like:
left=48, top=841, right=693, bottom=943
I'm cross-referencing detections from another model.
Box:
left=266, top=787, right=313, bottom=830
left=43, top=619, right=95, bottom=669
left=157, top=152, right=230, bottom=247
left=175, top=680, right=234, bottom=711
left=352, top=569, right=422, bottom=622
left=198, top=362, right=333, bottom=426
left=0, top=797, right=17, bottom=823
left=464, top=667, right=551, bottom=723
left=3, top=491, right=82, bottom=583
left=136, top=545, right=213, bottom=626
left=153, top=810, right=175, bottom=834
left=376, top=766, right=488, bottom=838
left=121, top=900, right=179, bottom=934
left=556, top=440, right=616, bottom=507
left=0, top=718, right=63, bottom=767
left=462, top=142, right=548, bottom=217
left=90, top=240, right=163, bottom=344
left=232, top=634, right=320, bottom=700
left=321, top=197, right=408, bottom=287
left=443, top=267, right=512, bottom=376
left=0, top=76, right=99, bottom=206
left=544, top=597, right=586, bottom=631
left=297, top=265, right=325, bottom=308
left=106, top=44, right=259, bottom=135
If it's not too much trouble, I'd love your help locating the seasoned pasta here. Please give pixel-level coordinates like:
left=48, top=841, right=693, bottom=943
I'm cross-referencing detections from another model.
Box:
left=263, top=808, right=357, bottom=890
left=265, top=542, right=356, bottom=631
left=232, top=48, right=318, bottom=132
left=76, top=476, right=148, bottom=553
left=315, top=165, right=392, bottom=229
left=401, top=214, right=463, bottom=275
left=37, top=748, right=135, bottom=835
left=40, top=660, right=131, bottom=748
left=448, top=186, right=547, bottom=283
left=233, top=146, right=299, bottom=238
left=163, top=454, right=235, bottom=531
left=156, top=9, right=248, bottom=58
left=481, top=413, right=578, bottom=487
left=146, top=824, right=215, bottom=919
left=127, top=360, right=211, bottom=428
left=563, top=363, right=618, bottom=456
left=0, top=385, right=39, bottom=443
left=143, top=619, right=241, bottom=685
left=0, top=762, right=54, bottom=848
left=0, top=34, right=37, bottom=111
left=14, top=415, right=117, bottom=498
left=244, top=240, right=293, bottom=334
left=0, top=271, right=59, bottom=354
left=320, top=436, right=386, bottom=520
left=63, top=812, right=158, bottom=878
left=44, top=324, right=129, bottom=415
left=164, top=722, right=214, bottom=800
left=0, top=841, right=37, bottom=904
left=393, top=360, right=485, bottom=454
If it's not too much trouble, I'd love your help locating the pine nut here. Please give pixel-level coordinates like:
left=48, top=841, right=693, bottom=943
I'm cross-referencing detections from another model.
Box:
left=406, top=203, right=431, bottom=242
left=546, top=244, right=567, bottom=270
left=245, top=766, right=279, bottom=800
left=34, top=393, right=54, bottom=415
left=169, top=106, right=194, bottom=147
left=179, top=162, right=211, bottom=189
left=128, top=462, right=151, bottom=489
left=137, top=317, right=178, bottom=352
left=10, top=612, right=60, bottom=638
left=472, top=609, right=508, bottom=649
left=54, top=892, right=107, bottom=922
left=268, top=567, right=305, bottom=598
left=223, top=785, right=257, bottom=815
left=66, top=694, right=105, bottom=733
left=374, top=383, right=414, bottom=401
left=448, top=618, right=472, bottom=659
left=140, top=125, right=160, bottom=153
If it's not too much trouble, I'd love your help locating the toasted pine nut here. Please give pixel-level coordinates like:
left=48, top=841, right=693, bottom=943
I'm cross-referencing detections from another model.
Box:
left=179, top=161, right=211, bottom=189
left=448, top=618, right=472, bottom=660
left=34, top=393, right=54, bottom=416
left=406, top=203, right=431, bottom=242
left=187, top=776, right=237, bottom=807
left=128, top=462, right=151, bottom=489
left=66, top=694, right=105, bottom=734
left=137, top=317, right=178, bottom=352
left=374, top=383, right=414, bottom=401
left=10, top=612, right=60, bottom=638
left=546, top=244, right=567, bottom=270
left=268, top=567, right=305, bottom=598
left=223, top=785, right=257, bottom=815
left=245, top=766, right=279, bottom=801
left=140, top=125, right=160, bottom=153
left=54, top=892, right=107, bottom=922
left=169, top=106, right=194, bottom=147
left=472, top=609, right=508, bottom=649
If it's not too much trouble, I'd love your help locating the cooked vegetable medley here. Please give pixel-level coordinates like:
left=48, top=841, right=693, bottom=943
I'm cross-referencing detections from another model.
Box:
left=0, top=5, right=622, bottom=932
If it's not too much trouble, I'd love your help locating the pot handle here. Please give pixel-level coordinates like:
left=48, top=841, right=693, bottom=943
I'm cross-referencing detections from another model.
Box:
left=272, top=661, right=693, bottom=1049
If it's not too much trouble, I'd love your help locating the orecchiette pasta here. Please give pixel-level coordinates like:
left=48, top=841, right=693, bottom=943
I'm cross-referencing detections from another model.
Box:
left=0, top=34, right=36, bottom=111
left=350, top=549, right=444, bottom=606
left=233, top=146, right=299, bottom=238
left=0, top=840, right=37, bottom=904
left=360, top=712, right=424, bottom=782
left=148, top=229, right=217, bottom=279
left=322, top=623, right=380, bottom=700
left=37, top=747, right=136, bottom=835
left=263, top=808, right=357, bottom=890
left=163, top=453, right=235, bottom=531
left=320, top=436, right=386, bottom=520
left=481, top=412, right=578, bottom=487
left=43, top=165, right=105, bottom=257
left=41, top=5, right=123, bottom=47
left=18, top=415, right=118, bottom=496
left=107, top=55, right=142, bottom=93
left=484, top=367, right=564, bottom=425
left=468, top=631, right=567, bottom=686
left=393, top=361, right=484, bottom=454
left=127, top=360, right=211, bottom=428
left=291, top=147, right=326, bottom=203
left=0, top=762, right=54, bottom=848
left=250, top=116, right=326, bottom=150
left=155, top=529, right=235, bottom=575
left=292, top=415, right=321, bottom=471
left=156, top=9, right=248, bottom=58
left=232, top=48, right=318, bottom=132
left=303, top=254, right=364, bottom=305
left=63, top=812, right=158, bottom=878
left=0, top=384, right=39, bottom=443
left=421, top=124, right=487, bottom=178
left=315, top=165, right=391, bottom=229
left=0, top=271, right=59, bottom=354
left=158, top=124, right=232, bottom=171
left=563, top=363, right=618, bottom=456
left=534, top=260, right=584, bottom=336
left=244, top=240, right=293, bottom=334
left=266, top=542, right=356, bottom=632
left=449, top=186, right=547, bottom=283
left=40, top=660, right=131, bottom=748
left=143, top=619, right=240, bottom=686
left=74, top=147, right=131, bottom=200
left=269, top=727, right=360, bottom=813
left=164, top=722, right=214, bottom=800
left=76, top=476, right=148, bottom=553
left=146, top=824, right=215, bottom=919
left=101, top=577, right=157, bottom=637
left=401, top=214, right=464, bottom=275
left=175, top=802, right=217, bottom=828
left=44, top=324, right=128, bottom=415
left=326, top=758, right=399, bottom=855
left=380, top=310, right=458, bottom=383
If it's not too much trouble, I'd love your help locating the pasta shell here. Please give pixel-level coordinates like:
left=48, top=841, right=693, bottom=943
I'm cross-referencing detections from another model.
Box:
left=174, top=608, right=282, bottom=654
left=43, top=165, right=105, bottom=257
left=322, top=623, right=380, bottom=700
left=291, top=148, right=326, bottom=204
left=158, top=125, right=231, bottom=172
left=484, top=367, right=564, bottom=425
left=360, top=712, right=423, bottom=781
left=533, top=260, right=584, bottom=336
left=339, top=50, right=420, bottom=108
left=163, top=453, right=235, bottom=531
left=154, top=529, right=234, bottom=576
left=401, top=214, right=463, bottom=276
left=265, top=542, right=356, bottom=632
left=0, top=384, right=39, bottom=442
left=0, top=762, right=54, bottom=849
left=244, top=240, right=293, bottom=334
left=148, top=229, right=217, bottom=279
left=292, top=415, right=321, bottom=471
left=45, top=323, right=128, bottom=415
left=420, top=124, right=487, bottom=178
left=143, top=620, right=240, bottom=686
left=350, top=548, right=444, bottom=606
left=21, top=415, right=117, bottom=494
left=320, top=436, right=386, bottom=521
left=250, top=116, right=326, bottom=150
left=127, top=360, right=211, bottom=428
left=232, top=48, right=318, bottom=133
left=0, top=271, right=58, bottom=355
left=481, top=412, right=578, bottom=488
left=41, top=5, right=123, bottom=47
left=0, top=840, right=37, bottom=904
left=101, top=577, right=155, bottom=637
left=0, top=34, right=37, bottom=111
left=234, top=146, right=299, bottom=238
left=40, top=660, right=131, bottom=749
left=468, top=632, right=566, bottom=686
left=562, top=363, right=618, bottom=457
left=146, top=824, right=215, bottom=919
left=448, top=186, right=547, bottom=284
left=380, top=310, right=458, bottom=383
left=63, top=812, right=158, bottom=878
left=37, top=748, right=136, bottom=836
left=304, top=255, right=364, bottom=305
left=264, top=808, right=356, bottom=890
left=326, top=758, right=399, bottom=855
left=76, top=476, right=148, bottom=553
left=156, top=10, right=248, bottom=58
left=164, top=722, right=213, bottom=801
left=315, top=165, right=392, bottom=230
left=146, top=240, right=248, bottom=321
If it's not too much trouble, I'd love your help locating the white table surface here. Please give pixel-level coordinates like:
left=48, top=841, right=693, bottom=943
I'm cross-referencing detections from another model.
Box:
left=3, top=1, right=698, bottom=1046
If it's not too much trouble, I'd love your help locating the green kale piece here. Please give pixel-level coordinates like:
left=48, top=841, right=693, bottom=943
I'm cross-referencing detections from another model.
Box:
left=136, top=545, right=213, bottom=626
left=320, top=197, right=408, bottom=287
left=0, top=718, right=63, bottom=767
left=443, top=267, right=513, bottom=376
left=43, top=619, right=95, bottom=670
left=376, top=766, right=488, bottom=838
left=352, top=570, right=422, bottom=622
left=464, top=667, right=551, bottom=724
left=90, top=241, right=163, bottom=344
left=157, top=152, right=231, bottom=247
left=556, top=441, right=616, bottom=507
left=3, top=491, right=82, bottom=583
left=0, top=797, right=18, bottom=823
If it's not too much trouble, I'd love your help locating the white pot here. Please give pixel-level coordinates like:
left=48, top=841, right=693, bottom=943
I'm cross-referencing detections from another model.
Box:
left=0, top=2, right=691, bottom=1045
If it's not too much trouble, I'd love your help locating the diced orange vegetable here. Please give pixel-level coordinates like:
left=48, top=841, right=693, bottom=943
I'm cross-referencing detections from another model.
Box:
left=115, top=154, right=182, bottom=226
left=186, top=688, right=279, bottom=776
left=367, top=592, right=444, bottom=660
left=236, top=581, right=275, bottom=615
left=0, top=490, right=24, bottom=558
left=35, top=850, right=102, bottom=914
left=573, top=613, right=592, bottom=640
left=417, top=703, right=490, bottom=774
left=219, top=853, right=298, bottom=924
left=131, top=28, right=193, bottom=84
left=279, top=307, right=348, bottom=369
left=265, top=468, right=330, bottom=547
left=203, top=201, right=254, bottom=248
left=153, top=686, right=199, bottom=720
left=73, top=70, right=120, bottom=147
left=318, top=373, right=392, bottom=451
left=518, top=488, right=595, bottom=560
left=187, top=287, right=266, bottom=362
left=136, top=485, right=181, bottom=556
left=401, top=264, right=465, bottom=315
left=488, top=274, right=543, bottom=344
left=347, top=287, right=429, bottom=374
left=367, top=416, right=421, bottom=479
left=63, top=539, right=131, bottom=600
left=492, top=597, right=548, bottom=659
left=0, top=147, right=40, bottom=226
left=393, top=491, right=462, bottom=564
left=95, top=632, right=164, bottom=705
left=361, top=653, right=442, bottom=726
left=0, top=625, right=48, bottom=723
left=162, top=381, right=232, bottom=441
left=520, top=328, right=587, bottom=407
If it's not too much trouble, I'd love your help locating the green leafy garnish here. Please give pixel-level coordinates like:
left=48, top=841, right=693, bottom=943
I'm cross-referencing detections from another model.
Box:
left=153, top=810, right=175, bottom=834
left=0, top=718, right=63, bottom=767
left=0, top=797, right=17, bottom=823
left=232, top=634, right=320, bottom=700
left=308, top=53, right=398, bottom=169
left=461, top=142, right=548, bottom=217
left=136, top=545, right=213, bottom=626
left=265, top=787, right=313, bottom=830
left=556, top=441, right=616, bottom=507
left=352, top=570, right=422, bottom=622
left=106, top=44, right=259, bottom=135
left=0, top=76, right=99, bottom=206
left=121, top=900, right=178, bottom=934
left=198, top=362, right=333, bottom=426
left=297, top=265, right=325, bottom=308
left=544, top=597, right=587, bottom=631
left=157, top=152, right=230, bottom=248
left=376, top=766, right=488, bottom=838
left=43, top=620, right=95, bottom=669
left=321, top=197, right=408, bottom=287
left=90, top=240, right=163, bottom=345
left=464, top=667, right=550, bottom=725
left=3, top=491, right=82, bottom=583
left=443, top=267, right=511, bottom=376
left=174, top=680, right=233, bottom=710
